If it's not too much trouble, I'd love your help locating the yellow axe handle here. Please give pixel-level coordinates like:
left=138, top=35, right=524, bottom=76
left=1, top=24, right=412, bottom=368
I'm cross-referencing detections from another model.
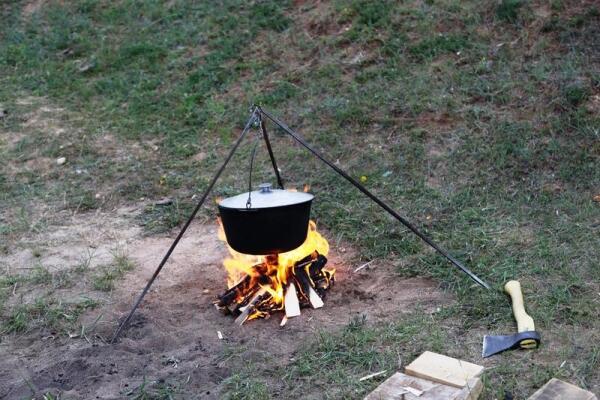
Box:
left=504, top=280, right=537, bottom=349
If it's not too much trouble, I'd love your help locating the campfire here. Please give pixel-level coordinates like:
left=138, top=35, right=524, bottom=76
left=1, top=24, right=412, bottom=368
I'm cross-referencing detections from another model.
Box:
left=215, top=220, right=335, bottom=325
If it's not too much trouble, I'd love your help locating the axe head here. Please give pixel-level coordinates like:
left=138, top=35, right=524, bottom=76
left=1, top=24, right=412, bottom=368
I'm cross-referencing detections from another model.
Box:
left=482, top=330, right=541, bottom=358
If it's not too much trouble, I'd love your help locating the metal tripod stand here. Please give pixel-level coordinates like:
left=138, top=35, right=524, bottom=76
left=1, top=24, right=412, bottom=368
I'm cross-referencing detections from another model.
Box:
left=111, top=106, right=490, bottom=343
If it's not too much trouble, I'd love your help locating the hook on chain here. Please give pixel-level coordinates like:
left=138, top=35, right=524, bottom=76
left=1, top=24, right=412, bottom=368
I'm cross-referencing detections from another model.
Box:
left=245, top=109, right=262, bottom=209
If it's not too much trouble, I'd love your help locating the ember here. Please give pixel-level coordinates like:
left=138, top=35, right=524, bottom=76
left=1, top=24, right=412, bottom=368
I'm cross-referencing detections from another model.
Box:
left=215, top=221, right=335, bottom=325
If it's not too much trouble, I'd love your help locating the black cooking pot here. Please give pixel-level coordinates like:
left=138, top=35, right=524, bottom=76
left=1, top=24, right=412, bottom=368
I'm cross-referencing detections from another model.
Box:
left=218, top=183, right=314, bottom=255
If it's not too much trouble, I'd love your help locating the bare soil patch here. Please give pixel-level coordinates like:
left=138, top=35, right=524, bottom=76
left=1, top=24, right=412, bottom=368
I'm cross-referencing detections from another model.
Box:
left=22, top=0, right=46, bottom=17
left=0, top=210, right=449, bottom=399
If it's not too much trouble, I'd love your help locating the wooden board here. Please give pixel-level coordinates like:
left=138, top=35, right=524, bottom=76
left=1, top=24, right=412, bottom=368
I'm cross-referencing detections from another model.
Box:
left=404, top=351, right=484, bottom=388
left=364, top=372, right=482, bottom=400
left=527, top=378, right=598, bottom=400
left=459, top=377, right=484, bottom=400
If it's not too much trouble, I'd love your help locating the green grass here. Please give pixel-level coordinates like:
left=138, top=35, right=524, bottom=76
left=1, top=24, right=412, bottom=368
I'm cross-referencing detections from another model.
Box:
left=92, top=253, right=135, bottom=292
left=222, top=375, right=271, bottom=400
left=1, top=297, right=99, bottom=334
left=126, top=377, right=181, bottom=400
left=496, top=0, right=524, bottom=23
left=283, top=314, right=447, bottom=398
left=0, top=250, right=125, bottom=335
left=1, top=0, right=599, bottom=398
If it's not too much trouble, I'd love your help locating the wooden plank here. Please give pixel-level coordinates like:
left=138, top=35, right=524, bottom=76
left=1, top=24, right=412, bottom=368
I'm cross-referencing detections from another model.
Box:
left=457, top=377, right=484, bottom=400
left=404, top=351, right=484, bottom=388
left=364, top=372, right=483, bottom=400
left=527, top=378, right=598, bottom=400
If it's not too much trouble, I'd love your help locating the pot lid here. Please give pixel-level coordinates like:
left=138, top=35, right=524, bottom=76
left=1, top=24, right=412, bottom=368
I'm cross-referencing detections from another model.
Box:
left=218, top=183, right=313, bottom=209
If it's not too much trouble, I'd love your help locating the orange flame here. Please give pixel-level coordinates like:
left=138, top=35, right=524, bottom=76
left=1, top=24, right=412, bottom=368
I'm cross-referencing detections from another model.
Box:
left=217, top=219, right=332, bottom=310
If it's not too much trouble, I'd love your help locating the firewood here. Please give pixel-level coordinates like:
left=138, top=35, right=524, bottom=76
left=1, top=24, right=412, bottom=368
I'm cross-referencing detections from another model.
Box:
left=235, top=287, right=268, bottom=325
left=294, top=252, right=316, bottom=267
left=308, top=286, right=324, bottom=308
left=216, top=250, right=335, bottom=323
left=288, top=275, right=309, bottom=306
left=293, top=264, right=313, bottom=297
left=359, top=370, right=387, bottom=382
left=354, top=260, right=375, bottom=273
left=308, top=254, right=328, bottom=277
left=284, top=283, right=301, bottom=317
left=216, top=274, right=251, bottom=306
left=226, top=284, right=262, bottom=314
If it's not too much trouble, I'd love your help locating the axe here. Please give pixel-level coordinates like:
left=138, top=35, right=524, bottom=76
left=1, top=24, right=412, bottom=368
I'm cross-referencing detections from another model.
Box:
left=482, top=280, right=541, bottom=358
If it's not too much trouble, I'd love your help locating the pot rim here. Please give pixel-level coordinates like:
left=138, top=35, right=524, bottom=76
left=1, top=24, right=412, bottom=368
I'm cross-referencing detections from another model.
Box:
left=218, top=187, right=313, bottom=210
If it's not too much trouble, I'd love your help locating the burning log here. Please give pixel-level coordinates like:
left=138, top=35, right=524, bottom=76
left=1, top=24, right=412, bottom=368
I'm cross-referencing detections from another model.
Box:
left=215, top=250, right=335, bottom=324
left=214, top=275, right=252, bottom=313
left=234, top=287, right=270, bottom=325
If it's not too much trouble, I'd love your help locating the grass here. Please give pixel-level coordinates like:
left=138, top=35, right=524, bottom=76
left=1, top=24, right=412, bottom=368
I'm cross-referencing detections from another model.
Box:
left=1, top=0, right=599, bottom=398
left=2, top=297, right=99, bottom=335
left=126, top=377, right=181, bottom=400
left=92, top=253, right=135, bottom=291
left=0, top=250, right=129, bottom=335
left=137, top=200, right=196, bottom=235
left=283, top=314, right=447, bottom=398
left=222, top=375, right=271, bottom=400
left=496, top=0, right=524, bottom=23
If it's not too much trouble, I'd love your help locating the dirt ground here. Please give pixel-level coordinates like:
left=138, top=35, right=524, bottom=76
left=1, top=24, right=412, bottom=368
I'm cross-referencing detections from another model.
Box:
left=0, top=209, right=449, bottom=399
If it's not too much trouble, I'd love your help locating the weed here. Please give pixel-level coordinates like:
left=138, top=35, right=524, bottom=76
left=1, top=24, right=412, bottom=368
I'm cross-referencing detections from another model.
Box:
left=281, top=313, right=448, bottom=398
left=1, top=296, right=98, bottom=334
left=75, top=249, right=95, bottom=273
left=0, top=274, right=23, bottom=288
left=563, top=84, right=589, bottom=107
left=409, top=35, right=469, bottom=60
left=496, top=0, right=524, bottom=23
left=221, top=374, right=271, bottom=400
left=347, top=0, right=393, bottom=28
left=128, top=376, right=180, bottom=400
left=138, top=200, right=195, bottom=235
left=251, top=2, right=291, bottom=32
left=92, top=253, right=135, bottom=291
left=3, top=306, right=28, bottom=333
left=30, top=265, right=52, bottom=284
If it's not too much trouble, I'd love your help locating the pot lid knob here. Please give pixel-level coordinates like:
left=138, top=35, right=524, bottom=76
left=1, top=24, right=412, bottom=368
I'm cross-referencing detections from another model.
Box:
left=258, top=183, right=272, bottom=193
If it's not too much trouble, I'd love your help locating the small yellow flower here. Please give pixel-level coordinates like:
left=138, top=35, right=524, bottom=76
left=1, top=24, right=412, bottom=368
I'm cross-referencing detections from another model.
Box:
left=360, top=175, right=368, bottom=183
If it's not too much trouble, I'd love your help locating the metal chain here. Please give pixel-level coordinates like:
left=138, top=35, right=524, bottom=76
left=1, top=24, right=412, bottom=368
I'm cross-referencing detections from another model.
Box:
left=245, top=116, right=262, bottom=209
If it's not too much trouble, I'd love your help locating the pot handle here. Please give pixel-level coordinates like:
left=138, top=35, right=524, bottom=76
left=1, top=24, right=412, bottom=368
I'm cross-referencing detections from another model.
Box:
left=238, top=207, right=260, bottom=213
left=246, top=135, right=260, bottom=208
left=258, top=183, right=272, bottom=193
